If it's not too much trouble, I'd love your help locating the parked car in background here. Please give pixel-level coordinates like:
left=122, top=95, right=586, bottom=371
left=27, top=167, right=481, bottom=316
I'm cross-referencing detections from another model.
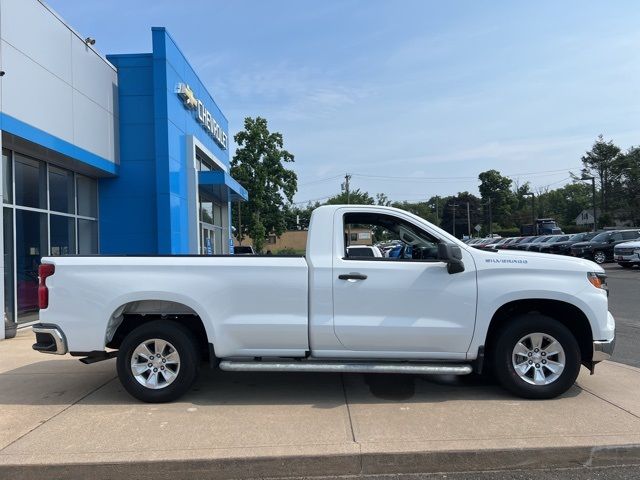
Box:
left=505, top=236, right=534, bottom=250
left=485, top=237, right=510, bottom=249
left=545, top=232, right=598, bottom=256
left=496, top=237, right=521, bottom=249
left=471, top=237, right=502, bottom=250
left=347, top=245, right=383, bottom=258
left=571, top=229, right=640, bottom=264
left=524, top=235, right=553, bottom=251
left=234, top=246, right=256, bottom=255
left=538, top=235, right=572, bottom=254
left=614, top=241, right=640, bottom=268
left=514, top=236, right=541, bottom=250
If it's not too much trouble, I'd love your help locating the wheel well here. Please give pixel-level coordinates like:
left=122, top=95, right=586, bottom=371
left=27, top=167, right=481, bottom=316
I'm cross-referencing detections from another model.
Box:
left=485, top=299, right=593, bottom=363
left=105, top=300, right=210, bottom=362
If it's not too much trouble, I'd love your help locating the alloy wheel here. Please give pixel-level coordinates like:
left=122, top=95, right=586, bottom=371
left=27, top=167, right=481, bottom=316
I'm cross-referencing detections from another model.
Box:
left=130, top=339, right=181, bottom=389
left=512, top=332, right=566, bottom=385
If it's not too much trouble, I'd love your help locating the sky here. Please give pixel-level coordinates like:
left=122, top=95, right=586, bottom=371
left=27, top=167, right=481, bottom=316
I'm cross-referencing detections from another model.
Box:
left=47, top=0, right=640, bottom=204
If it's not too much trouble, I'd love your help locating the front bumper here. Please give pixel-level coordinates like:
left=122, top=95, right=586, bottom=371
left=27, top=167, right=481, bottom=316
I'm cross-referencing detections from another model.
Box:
left=592, top=337, right=616, bottom=362
left=615, top=253, right=640, bottom=264
left=32, top=324, right=68, bottom=355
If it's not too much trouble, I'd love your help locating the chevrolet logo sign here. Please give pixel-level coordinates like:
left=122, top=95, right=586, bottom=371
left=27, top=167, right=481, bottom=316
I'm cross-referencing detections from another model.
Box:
left=176, top=83, right=197, bottom=109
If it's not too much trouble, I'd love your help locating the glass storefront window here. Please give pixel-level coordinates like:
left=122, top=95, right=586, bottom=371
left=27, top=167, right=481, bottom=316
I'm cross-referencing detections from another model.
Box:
left=78, top=219, right=98, bottom=254
left=50, top=215, right=76, bottom=256
left=15, top=154, right=47, bottom=209
left=49, top=166, right=75, bottom=213
left=200, top=198, right=214, bottom=224
left=15, top=210, right=48, bottom=323
left=77, top=175, right=97, bottom=218
left=3, top=208, right=15, bottom=327
left=3, top=149, right=12, bottom=204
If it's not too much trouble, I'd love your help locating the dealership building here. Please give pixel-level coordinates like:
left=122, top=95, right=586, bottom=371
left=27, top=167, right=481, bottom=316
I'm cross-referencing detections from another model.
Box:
left=0, top=0, right=247, bottom=339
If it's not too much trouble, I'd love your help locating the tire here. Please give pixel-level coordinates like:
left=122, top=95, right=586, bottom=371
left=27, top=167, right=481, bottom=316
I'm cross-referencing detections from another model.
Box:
left=593, top=251, right=606, bottom=264
left=117, top=320, right=199, bottom=403
left=492, top=313, right=581, bottom=399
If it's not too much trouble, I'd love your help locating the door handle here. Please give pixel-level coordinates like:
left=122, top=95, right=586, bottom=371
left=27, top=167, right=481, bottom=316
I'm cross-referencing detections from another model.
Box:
left=338, top=273, right=368, bottom=281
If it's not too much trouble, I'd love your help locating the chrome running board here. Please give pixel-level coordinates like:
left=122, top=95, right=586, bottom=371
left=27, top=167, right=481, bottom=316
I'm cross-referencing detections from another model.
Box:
left=219, top=360, right=473, bottom=375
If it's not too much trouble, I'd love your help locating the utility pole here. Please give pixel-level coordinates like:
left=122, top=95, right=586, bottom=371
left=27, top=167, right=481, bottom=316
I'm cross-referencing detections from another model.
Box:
left=435, top=197, right=439, bottom=224
left=450, top=203, right=459, bottom=238
left=342, top=173, right=351, bottom=204
left=342, top=174, right=352, bottom=243
left=466, top=202, right=471, bottom=238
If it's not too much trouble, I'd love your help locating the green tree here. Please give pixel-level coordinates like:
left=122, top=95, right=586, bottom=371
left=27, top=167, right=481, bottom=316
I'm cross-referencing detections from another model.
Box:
left=580, top=135, right=621, bottom=215
left=376, top=192, right=391, bottom=206
left=438, top=192, right=482, bottom=237
left=325, top=188, right=374, bottom=205
left=231, top=117, right=297, bottom=253
left=478, top=169, right=515, bottom=228
left=613, top=146, right=640, bottom=225
left=390, top=200, right=438, bottom=224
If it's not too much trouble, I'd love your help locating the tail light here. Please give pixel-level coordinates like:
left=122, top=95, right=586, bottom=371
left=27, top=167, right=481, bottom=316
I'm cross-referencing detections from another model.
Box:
left=38, top=263, right=55, bottom=309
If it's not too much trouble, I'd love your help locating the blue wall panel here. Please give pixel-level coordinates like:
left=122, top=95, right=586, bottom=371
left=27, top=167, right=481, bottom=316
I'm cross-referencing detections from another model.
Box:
left=100, top=28, right=238, bottom=255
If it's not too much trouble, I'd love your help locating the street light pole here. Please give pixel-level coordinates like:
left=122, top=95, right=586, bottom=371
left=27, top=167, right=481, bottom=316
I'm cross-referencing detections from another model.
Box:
left=581, top=175, right=596, bottom=232
left=466, top=202, right=471, bottom=238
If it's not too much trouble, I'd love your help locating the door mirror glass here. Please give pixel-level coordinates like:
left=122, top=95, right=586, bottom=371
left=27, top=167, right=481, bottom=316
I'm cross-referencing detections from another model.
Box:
left=438, top=243, right=465, bottom=274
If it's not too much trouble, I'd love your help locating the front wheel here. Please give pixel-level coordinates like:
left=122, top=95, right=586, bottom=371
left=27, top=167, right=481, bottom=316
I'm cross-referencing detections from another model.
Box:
left=117, top=321, right=199, bottom=403
left=492, top=314, right=581, bottom=399
left=593, top=251, right=607, bottom=264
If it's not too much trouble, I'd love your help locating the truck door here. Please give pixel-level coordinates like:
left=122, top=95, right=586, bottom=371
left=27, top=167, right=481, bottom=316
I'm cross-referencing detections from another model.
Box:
left=332, top=209, right=477, bottom=357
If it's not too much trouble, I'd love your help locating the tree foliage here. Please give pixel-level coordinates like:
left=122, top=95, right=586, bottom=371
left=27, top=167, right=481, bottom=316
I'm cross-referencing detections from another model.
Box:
left=231, top=117, right=297, bottom=252
left=581, top=135, right=621, bottom=214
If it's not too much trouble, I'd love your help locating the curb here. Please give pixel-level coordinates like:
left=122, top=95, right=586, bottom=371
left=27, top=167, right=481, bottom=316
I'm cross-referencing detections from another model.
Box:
left=2, top=444, right=640, bottom=480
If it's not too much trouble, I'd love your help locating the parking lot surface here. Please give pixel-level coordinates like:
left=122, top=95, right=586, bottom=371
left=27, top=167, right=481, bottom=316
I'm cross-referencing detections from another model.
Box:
left=605, top=264, right=640, bottom=368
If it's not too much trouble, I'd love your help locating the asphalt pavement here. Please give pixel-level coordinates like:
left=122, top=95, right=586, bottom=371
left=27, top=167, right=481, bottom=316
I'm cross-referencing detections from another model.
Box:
left=605, top=264, right=640, bottom=368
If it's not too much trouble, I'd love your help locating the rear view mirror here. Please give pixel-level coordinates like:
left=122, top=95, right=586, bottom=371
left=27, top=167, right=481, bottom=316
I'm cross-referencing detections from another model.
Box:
left=438, top=243, right=465, bottom=274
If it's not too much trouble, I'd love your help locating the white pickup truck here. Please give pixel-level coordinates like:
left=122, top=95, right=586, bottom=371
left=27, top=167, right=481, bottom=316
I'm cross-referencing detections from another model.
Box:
left=33, top=205, right=615, bottom=403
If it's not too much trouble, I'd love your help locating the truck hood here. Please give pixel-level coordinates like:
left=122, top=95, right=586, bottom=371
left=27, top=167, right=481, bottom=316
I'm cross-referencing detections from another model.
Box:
left=469, top=247, right=603, bottom=273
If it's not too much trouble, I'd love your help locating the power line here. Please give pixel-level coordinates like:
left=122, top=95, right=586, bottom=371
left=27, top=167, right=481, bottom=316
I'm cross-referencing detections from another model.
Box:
left=297, top=174, right=344, bottom=186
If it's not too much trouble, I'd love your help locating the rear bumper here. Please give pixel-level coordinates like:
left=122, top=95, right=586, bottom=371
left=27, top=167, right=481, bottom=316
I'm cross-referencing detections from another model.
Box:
left=593, top=336, right=615, bottom=362
left=32, top=324, right=68, bottom=355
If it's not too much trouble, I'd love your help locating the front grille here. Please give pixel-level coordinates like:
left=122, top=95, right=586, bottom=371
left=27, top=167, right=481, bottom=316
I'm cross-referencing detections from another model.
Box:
left=615, top=248, right=635, bottom=255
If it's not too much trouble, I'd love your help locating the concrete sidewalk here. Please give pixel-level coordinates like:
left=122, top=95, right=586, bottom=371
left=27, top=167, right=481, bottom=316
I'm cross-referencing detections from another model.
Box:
left=1, top=329, right=640, bottom=479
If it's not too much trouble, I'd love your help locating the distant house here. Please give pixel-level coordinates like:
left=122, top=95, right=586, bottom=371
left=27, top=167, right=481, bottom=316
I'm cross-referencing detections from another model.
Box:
left=575, top=209, right=598, bottom=228
left=236, top=228, right=373, bottom=253
left=575, top=208, right=634, bottom=229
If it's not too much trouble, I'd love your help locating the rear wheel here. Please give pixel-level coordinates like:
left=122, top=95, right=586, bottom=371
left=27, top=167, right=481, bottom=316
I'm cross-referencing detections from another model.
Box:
left=593, top=251, right=607, bottom=264
left=117, top=321, right=199, bottom=403
left=493, top=314, right=581, bottom=399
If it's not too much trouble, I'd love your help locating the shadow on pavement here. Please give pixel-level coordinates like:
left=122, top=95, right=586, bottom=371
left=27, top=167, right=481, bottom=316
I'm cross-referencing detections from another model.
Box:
left=0, top=359, right=581, bottom=407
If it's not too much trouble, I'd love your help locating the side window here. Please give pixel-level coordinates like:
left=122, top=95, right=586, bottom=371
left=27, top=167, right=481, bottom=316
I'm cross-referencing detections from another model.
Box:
left=611, top=233, right=623, bottom=242
left=622, top=231, right=640, bottom=240
left=343, top=212, right=440, bottom=261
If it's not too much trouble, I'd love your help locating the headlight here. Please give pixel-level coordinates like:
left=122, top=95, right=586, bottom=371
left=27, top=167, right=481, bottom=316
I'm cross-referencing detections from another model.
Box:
left=587, top=272, right=608, bottom=294
left=634, top=248, right=640, bottom=255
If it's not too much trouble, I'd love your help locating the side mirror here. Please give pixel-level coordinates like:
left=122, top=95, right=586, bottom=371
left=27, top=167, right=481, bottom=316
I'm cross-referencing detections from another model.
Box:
left=438, top=243, right=465, bottom=274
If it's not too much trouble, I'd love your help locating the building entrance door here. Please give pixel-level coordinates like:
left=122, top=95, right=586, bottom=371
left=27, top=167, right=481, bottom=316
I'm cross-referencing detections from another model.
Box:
left=201, top=224, right=215, bottom=255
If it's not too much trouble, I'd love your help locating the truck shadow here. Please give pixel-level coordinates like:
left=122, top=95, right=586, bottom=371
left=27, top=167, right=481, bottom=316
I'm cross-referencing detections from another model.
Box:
left=0, top=359, right=582, bottom=407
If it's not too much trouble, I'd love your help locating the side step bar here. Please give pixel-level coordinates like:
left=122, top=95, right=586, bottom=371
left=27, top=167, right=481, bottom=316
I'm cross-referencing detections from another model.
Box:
left=219, top=360, right=473, bottom=375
